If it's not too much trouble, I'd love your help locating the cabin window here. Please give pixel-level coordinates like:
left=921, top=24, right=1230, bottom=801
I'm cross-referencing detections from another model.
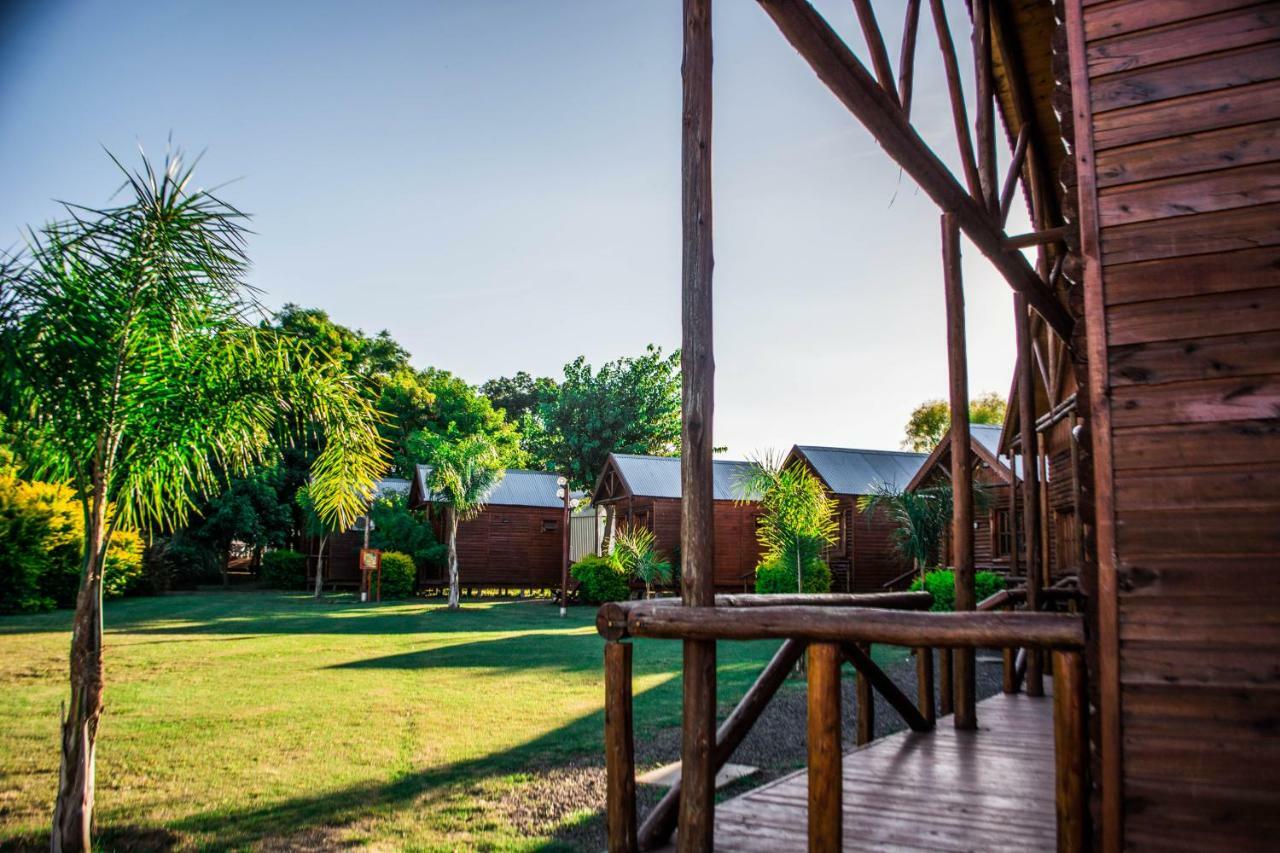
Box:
left=541, top=519, right=558, bottom=533
left=994, top=509, right=1014, bottom=558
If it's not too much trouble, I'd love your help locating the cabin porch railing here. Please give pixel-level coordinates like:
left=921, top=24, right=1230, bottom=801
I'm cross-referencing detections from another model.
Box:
left=599, top=594, right=1088, bottom=852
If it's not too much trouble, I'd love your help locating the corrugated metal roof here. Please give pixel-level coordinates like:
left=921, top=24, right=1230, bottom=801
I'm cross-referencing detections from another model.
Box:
left=375, top=478, right=411, bottom=497
left=413, top=466, right=565, bottom=508
left=793, top=446, right=928, bottom=496
left=611, top=454, right=763, bottom=501
left=970, top=424, right=1022, bottom=478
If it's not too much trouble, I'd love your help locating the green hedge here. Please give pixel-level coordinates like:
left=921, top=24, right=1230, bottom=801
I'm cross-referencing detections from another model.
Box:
left=260, top=549, right=307, bottom=590
left=379, top=551, right=416, bottom=599
left=571, top=554, right=630, bottom=604
left=754, top=554, right=832, bottom=595
left=910, top=569, right=1005, bottom=612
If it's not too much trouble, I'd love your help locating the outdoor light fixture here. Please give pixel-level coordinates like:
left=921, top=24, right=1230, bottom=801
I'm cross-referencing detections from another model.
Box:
left=557, top=475, right=570, bottom=617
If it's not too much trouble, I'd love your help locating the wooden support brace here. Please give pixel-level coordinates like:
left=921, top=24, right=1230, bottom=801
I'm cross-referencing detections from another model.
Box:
left=973, top=0, right=998, bottom=213
left=852, top=0, right=899, bottom=106
left=1000, top=124, right=1031, bottom=226
left=897, top=0, right=921, bottom=118
left=843, top=642, right=932, bottom=733
left=605, top=642, right=638, bottom=852
left=1005, top=225, right=1072, bottom=250
left=808, top=643, right=843, bottom=853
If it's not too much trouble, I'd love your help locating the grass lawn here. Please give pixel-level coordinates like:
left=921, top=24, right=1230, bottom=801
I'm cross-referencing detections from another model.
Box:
left=0, top=590, right=906, bottom=851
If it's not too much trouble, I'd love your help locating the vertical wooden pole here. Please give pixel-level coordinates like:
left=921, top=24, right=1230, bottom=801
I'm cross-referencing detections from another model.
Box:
left=942, top=212, right=976, bottom=730
left=855, top=643, right=874, bottom=746
left=1015, top=294, right=1045, bottom=697
left=939, top=648, right=954, bottom=717
left=916, top=647, right=935, bottom=725
left=679, top=1, right=716, bottom=849
left=1002, top=647, right=1017, bottom=694
left=1053, top=649, right=1090, bottom=853
left=1009, top=428, right=1020, bottom=579
left=927, top=0, right=983, bottom=202
left=605, top=642, right=637, bottom=853
left=972, top=0, right=998, bottom=214
left=560, top=479, right=571, bottom=616
left=808, top=643, right=843, bottom=853
left=897, top=0, right=922, bottom=118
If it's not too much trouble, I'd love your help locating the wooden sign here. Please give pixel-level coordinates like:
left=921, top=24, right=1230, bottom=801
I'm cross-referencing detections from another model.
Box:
left=359, top=548, right=382, bottom=571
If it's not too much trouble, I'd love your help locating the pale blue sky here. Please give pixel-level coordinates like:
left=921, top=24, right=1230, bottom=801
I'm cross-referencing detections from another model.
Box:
left=0, top=0, right=1029, bottom=456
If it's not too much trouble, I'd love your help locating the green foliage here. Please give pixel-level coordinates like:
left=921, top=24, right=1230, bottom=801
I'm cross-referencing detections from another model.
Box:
left=188, top=469, right=293, bottom=568
left=611, top=524, right=672, bottom=594
left=402, top=369, right=527, bottom=475
left=369, top=492, right=445, bottom=569
left=271, top=304, right=411, bottom=383
left=156, top=535, right=223, bottom=590
left=427, top=435, right=504, bottom=522
left=378, top=551, right=416, bottom=599
left=570, top=553, right=631, bottom=604
left=857, top=482, right=994, bottom=576
left=531, top=346, right=681, bottom=489
left=910, top=569, right=1005, bottom=612
left=902, top=392, right=1008, bottom=452
left=260, top=549, right=307, bottom=590
left=480, top=371, right=557, bottom=424
left=755, top=542, right=832, bottom=594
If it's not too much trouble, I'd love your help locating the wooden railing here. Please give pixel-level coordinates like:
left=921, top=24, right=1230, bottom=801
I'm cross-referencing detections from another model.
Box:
left=599, top=593, right=1089, bottom=852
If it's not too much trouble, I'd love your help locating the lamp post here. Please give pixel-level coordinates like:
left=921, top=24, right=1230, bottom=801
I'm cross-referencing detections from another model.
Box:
left=556, top=476, right=572, bottom=617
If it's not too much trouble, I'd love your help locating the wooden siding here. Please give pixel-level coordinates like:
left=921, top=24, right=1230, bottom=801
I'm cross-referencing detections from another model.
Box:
left=425, top=504, right=565, bottom=588
left=613, top=496, right=763, bottom=591
left=1074, top=1, right=1280, bottom=846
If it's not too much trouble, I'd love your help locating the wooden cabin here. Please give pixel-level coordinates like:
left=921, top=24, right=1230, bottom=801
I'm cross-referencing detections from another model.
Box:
left=594, top=2, right=1280, bottom=851
left=408, top=466, right=566, bottom=591
left=305, top=477, right=410, bottom=589
left=906, top=424, right=1021, bottom=575
left=592, top=453, right=764, bottom=590
left=784, top=445, right=928, bottom=591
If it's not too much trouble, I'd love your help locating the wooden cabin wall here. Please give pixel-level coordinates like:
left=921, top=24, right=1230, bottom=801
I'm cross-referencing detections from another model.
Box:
left=428, top=505, right=565, bottom=588
left=621, top=497, right=762, bottom=591
left=1070, top=1, right=1280, bottom=846
left=305, top=530, right=364, bottom=587
left=850, top=502, right=914, bottom=591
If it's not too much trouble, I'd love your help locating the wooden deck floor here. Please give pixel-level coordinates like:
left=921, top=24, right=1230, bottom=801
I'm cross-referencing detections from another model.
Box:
left=709, top=691, right=1057, bottom=851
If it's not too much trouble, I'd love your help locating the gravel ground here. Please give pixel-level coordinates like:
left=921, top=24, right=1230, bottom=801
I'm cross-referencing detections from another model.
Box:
left=499, top=649, right=1009, bottom=850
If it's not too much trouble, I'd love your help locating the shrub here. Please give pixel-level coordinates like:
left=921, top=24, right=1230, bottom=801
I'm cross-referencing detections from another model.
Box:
left=754, top=552, right=832, bottom=595
left=611, top=525, right=673, bottom=596
left=379, top=551, right=416, bottom=599
left=910, top=569, right=1005, bottom=612
left=571, top=554, right=630, bottom=604
left=0, top=475, right=56, bottom=613
left=369, top=493, right=445, bottom=570
left=261, top=549, right=307, bottom=590
left=102, top=529, right=145, bottom=598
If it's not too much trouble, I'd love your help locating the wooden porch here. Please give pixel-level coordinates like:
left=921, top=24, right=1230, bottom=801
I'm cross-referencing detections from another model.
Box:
left=700, top=689, right=1056, bottom=852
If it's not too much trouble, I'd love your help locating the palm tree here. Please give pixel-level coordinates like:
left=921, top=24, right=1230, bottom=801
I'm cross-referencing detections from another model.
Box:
left=1, top=149, right=387, bottom=851
left=857, top=482, right=991, bottom=586
left=736, top=450, right=838, bottom=593
left=612, top=523, right=672, bottom=598
left=426, top=434, right=504, bottom=609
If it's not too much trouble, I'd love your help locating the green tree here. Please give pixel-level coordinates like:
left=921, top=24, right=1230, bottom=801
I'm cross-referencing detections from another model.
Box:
left=425, top=434, right=504, bottom=609
left=1, top=149, right=386, bottom=850
left=611, top=524, right=672, bottom=598
left=534, top=345, right=681, bottom=489
left=902, top=392, right=1007, bottom=452
left=480, top=371, right=557, bottom=423
left=857, top=482, right=993, bottom=586
left=397, top=368, right=526, bottom=475
left=736, top=451, right=838, bottom=594
left=188, top=469, right=294, bottom=584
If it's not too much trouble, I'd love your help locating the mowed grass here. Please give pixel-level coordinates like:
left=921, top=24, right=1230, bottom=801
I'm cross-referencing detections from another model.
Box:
left=0, top=591, right=797, bottom=851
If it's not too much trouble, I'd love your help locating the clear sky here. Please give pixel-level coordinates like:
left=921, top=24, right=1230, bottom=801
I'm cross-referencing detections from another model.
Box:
left=0, top=0, right=1029, bottom=458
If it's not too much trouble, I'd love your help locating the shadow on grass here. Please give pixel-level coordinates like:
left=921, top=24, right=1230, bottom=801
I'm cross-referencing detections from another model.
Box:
left=328, top=631, right=608, bottom=673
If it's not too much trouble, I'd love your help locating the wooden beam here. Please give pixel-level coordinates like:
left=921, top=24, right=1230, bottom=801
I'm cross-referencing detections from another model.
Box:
left=842, top=642, right=932, bottom=733
left=897, top=0, right=921, bottom=118
left=854, top=644, right=875, bottom=745
left=972, top=0, right=998, bottom=213
left=755, top=0, right=1074, bottom=339
left=637, top=639, right=807, bottom=849
left=1000, top=125, right=1031, bottom=226
left=943, top=212, right=976, bottom=730
left=939, top=648, right=954, bottom=716
left=605, top=642, right=638, bottom=852
left=1053, top=649, right=1090, bottom=852
left=851, top=0, right=899, bottom=106
left=678, top=1, right=716, bottom=849
left=1004, top=225, right=1072, bottom=250
left=808, top=643, right=843, bottom=853
left=927, top=0, right=983, bottom=201
left=1014, top=293, right=1044, bottom=697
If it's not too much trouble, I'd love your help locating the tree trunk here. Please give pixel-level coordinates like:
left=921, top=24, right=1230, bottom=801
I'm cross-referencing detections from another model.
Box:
left=446, top=510, right=461, bottom=609
left=52, top=500, right=107, bottom=852
left=220, top=545, right=231, bottom=588
left=601, top=504, right=615, bottom=556
left=313, top=536, right=327, bottom=598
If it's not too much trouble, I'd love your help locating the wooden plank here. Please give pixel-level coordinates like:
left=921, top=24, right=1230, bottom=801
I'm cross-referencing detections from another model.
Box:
left=605, top=642, right=638, bottom=852
left=1104, top=245, right=1280, bottom=306
left=1106, top=285, right=1280, bottom=346
left=1084, top=0, right=1267, bottom=41
left=1110, top=330, right=1280, bottom=387
left=1097, top=161, right=1280, bottom=226
left=1092, top=79, right=1280, bottom=150
left=1121, top=640, right=1280, bottom=688
left=1097, top=119, right=1280, bottom=189
left=1115, top=506, right=1280, bottom=555
left=1109, top=374, right=1280, bottom=428
left=1090, top=42, right=1280, bottom=114
left=1101, top=202, right=1280, bottom=264
left=1087, top=5, right=1280, bottom=76
left=1111, top=419, right=1280, bottom=471
left=807, top=643, right=842, bottom=853
left=1115, top=461, right=1280, bottom=511
left=1014, top=294, right=1045, bottom=697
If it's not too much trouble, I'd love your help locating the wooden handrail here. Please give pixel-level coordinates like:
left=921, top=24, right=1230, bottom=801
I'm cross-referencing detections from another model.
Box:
left=606, top=604, right=1085, bottom=650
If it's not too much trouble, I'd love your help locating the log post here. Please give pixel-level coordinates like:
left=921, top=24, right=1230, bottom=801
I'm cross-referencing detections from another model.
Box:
left=605, top=642, right=637, bottom=853
left=943, top=212, right=976, bottom=730
left=1052, top=649, right=1090, bottom=852
left=972, top=0, right=998, bottom=213
left=939, top=648, right=954, bottom=717
left=916, top=647, right=935, bottom=725
left=855, top=643, right=875, bottom=746
left=678, top=0, right=717, bottom=849
left=808, top=643, right=843, bottom=852
left=843, top=643, right=931, bottom=732
left=897, top=0, right=921, bottom=117
left=1002, top=647, right=1017, bottom=694
left=927, top=0, right=983, bottom=202
left=1015, top=293, right=1045, bottom=697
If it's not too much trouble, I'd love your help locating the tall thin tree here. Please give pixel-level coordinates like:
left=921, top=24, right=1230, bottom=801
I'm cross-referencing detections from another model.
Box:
left=425, top=434, right=504, bottom=609
left=1, top=149, right=387, bottom=851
